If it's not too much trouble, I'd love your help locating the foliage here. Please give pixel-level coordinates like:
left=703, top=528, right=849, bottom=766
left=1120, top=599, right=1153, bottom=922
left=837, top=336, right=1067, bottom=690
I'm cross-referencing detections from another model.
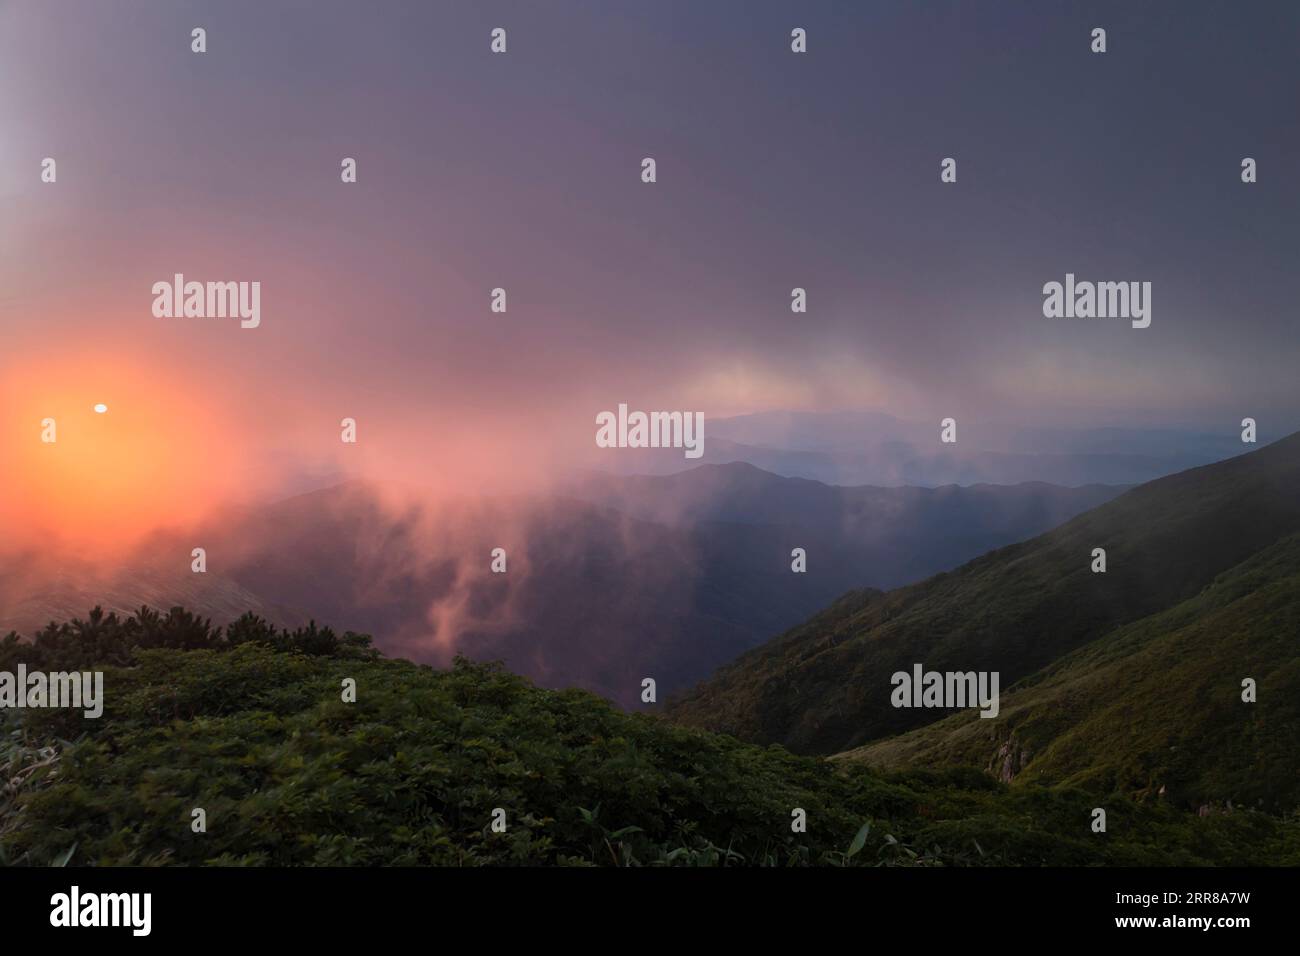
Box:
left=1, top=605, right=379, bottom=674
left=842, top=533, right=1300, bottom=812
left=2, top=607, right=1298, bottom=866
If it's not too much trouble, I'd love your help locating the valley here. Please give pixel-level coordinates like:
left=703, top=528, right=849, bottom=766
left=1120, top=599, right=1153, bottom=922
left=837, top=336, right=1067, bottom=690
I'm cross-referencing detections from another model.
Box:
left=1, top=465, right=1123, bottom=707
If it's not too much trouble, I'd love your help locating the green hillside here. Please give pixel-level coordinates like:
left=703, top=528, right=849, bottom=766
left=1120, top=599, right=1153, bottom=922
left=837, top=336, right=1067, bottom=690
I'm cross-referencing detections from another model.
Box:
left=839, top=533, right=1300, bottom=812
left=4, top=607, right=1297, bottom=866
left=666, top=433, right=1300, bottom=756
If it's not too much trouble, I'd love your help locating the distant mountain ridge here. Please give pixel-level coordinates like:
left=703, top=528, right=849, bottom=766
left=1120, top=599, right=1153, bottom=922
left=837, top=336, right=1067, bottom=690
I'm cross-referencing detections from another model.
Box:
left=593, top=412, right=1261, bottom=487
left=564, top=462, right=1123, bottom=588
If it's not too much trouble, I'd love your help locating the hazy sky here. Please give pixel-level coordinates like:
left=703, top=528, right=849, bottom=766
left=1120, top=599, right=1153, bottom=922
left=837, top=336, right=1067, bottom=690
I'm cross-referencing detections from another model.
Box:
left=3, top=0, right=1298, bottom=540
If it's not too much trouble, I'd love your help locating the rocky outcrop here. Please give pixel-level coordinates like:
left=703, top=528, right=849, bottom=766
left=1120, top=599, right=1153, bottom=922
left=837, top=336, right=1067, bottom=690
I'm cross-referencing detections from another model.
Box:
left=988, top=736, right=1032, bottom=783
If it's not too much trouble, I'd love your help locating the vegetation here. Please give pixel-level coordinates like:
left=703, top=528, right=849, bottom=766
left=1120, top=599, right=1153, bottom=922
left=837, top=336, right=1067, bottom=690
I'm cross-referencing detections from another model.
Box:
left=3, top=606, right=1298, bottom=866
left=840, top=533, right=1300, bottom=812
left=667, top=432, right=1300, bottom=763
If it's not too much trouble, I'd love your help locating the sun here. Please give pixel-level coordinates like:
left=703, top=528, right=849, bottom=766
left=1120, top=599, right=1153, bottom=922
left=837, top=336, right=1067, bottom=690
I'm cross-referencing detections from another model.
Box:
left=1, top=353, right=245, bottom=552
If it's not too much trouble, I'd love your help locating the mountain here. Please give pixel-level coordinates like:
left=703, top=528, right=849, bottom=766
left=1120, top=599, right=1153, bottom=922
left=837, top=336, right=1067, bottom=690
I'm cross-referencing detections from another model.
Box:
left=667, top=433, right=1300, bottom=771
left=0, top=551, right=299, bottom=638
left=837, top=532, right=1300, bottom=811
left=594, top=436, right=1221, bottom=487
left=564, top=462, right=1123, bottom=588
left=593, top=412, right=1257, bottom=487
left=0, top=467, right=1123, bottom=708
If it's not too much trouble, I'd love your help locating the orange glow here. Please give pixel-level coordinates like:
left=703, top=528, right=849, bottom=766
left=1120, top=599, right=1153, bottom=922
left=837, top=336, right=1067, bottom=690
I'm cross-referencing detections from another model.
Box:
left=0, top=353, right=245, bottom=554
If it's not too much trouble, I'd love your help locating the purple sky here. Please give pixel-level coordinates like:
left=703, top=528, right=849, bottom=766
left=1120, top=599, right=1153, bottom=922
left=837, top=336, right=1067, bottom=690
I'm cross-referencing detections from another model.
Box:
left=2, top=0, right=1298, bottom=538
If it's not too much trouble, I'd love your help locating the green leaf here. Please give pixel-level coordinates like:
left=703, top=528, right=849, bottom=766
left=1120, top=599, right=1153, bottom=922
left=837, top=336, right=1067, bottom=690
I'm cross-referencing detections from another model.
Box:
left=52, top=842, right=77, bottom=867
left=846, top=822, right=871, bottom=858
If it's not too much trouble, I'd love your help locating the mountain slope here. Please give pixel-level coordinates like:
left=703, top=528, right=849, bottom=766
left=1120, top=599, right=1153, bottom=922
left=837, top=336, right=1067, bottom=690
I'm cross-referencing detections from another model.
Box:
left=666, top=432, right=1300, bottom=756
left=837, top=532, right=1300, bottom=811
left=4, top=607, right=1298, bottom=867
left=0, top=551, right=305, bottom=638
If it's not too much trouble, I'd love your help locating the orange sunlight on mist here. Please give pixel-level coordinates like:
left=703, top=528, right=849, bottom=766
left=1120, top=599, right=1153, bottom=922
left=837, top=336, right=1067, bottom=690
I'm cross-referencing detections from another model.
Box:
left=1, top=353, right=247, bottom=554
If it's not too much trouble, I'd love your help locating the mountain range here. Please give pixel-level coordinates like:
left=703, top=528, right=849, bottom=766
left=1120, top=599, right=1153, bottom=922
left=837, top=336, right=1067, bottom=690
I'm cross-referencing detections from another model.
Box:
left=668, top=432, right=1300, bottom=809
left=1, top=465, right=1122, bottom=707
left=594, top=411, right=1260, bottom=487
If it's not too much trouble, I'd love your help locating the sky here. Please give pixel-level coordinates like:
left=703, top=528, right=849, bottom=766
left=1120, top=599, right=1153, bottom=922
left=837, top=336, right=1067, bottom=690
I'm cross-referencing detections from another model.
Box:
left=2, top=0, right=1298, bottom=547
